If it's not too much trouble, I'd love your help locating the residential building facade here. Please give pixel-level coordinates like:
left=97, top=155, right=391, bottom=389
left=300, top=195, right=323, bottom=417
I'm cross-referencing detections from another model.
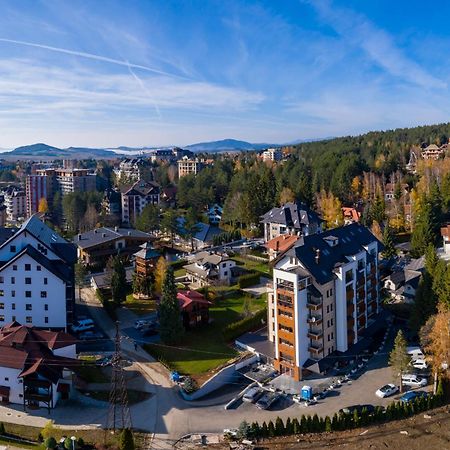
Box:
left=177, top=156, right=205, bottom=177
left=121, top=180, right=160, bottom=224
left=269, top=223, right=381, bottom=381
left=4, top=188, right=26, bottom=222
left=262, top=148, right=283, bottom=162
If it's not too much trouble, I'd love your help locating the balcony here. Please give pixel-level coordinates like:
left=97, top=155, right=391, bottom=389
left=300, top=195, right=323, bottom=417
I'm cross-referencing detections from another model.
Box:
left=277, top=280, right=294, bottom=292
left=307, top=314, right=322, bottom=325
left=307, top=296, right=322, bottom=310
left=308, top=342, right=324, bottom=354
left=308, top=329, right=323, bottom=340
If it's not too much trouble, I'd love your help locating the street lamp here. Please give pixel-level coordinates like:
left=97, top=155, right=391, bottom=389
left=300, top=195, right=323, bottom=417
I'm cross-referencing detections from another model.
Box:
left=70, top=436, right=76, bottom=450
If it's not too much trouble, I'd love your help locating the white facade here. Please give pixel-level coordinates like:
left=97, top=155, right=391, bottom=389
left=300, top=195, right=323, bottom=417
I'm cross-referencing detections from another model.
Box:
left=4, top=190, right=26, bottom=222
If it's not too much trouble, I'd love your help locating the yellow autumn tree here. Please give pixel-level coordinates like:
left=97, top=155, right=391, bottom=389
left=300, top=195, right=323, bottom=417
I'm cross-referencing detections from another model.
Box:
left=351, top=176, right=361, bottom=201
left=38, top=197, right=48, bottom=214
left=279, top=187, right=295, bottom=205
left=154, top=257, right=168, bottom=294
left=316, top=190, right=343, bottom=229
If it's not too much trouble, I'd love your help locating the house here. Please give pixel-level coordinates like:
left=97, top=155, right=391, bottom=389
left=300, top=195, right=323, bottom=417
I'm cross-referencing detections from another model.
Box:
left=177, top=218, right=224, bottom=250
left=161, top=186, right=177, bottom=208
left=262, top=148, right=283, bottom=162
left=183, top=251, right=236, bottom=287
left=0, top=321, right=77, bottom=411
left=75, top=226, right=151, bottom=267
left=342, top=207, right=361, bottom=225
left=177, top=290, right=211, bottom=328
left=207, top=204, right=223, bottom=225
left=269, top=223, right=381, bottom=381
left=121, top=180, right=160, bottom=224
left=90, top=266, right=134, bottom=291
left=134, top=242, right=160, bottom=278
left=384, top=183, right=409, bottom=202
left=383, top=257, right=423, bottom=303
left=422, top=144, right=444, bottom=160
left=441, top=224, right=450, bottom=257
left=0, top=215, right=76, bottom=329
left=265, top=234, right=299, bottom=261
left=177, top=156, right=205, bottom=177
left=260, top=202, right=323, bottom=242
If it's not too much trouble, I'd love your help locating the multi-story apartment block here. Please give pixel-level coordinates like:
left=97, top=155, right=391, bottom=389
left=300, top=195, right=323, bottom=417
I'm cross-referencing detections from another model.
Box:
left=262, top=148, right=283, bottom=162
left=114, top=158, right=148, bottom=182
left=26, top=172, right=54, bottom=217
left=121, top=180, right=160, bottom=224
left=261, top=202, right=323, bottom=242
left=177, top=156, right=205, bottom=177
left=53, top=168, right=96, bottom=195
left=148, top=147, right=193, bottom=163
left=4, top=188, right=26, bottom=222
left=0, top=215, right=76, bottom=330
left=269, top=223, right=381, bottom=381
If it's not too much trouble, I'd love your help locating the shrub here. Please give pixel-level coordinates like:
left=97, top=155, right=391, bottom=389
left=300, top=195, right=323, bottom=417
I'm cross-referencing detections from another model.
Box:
left=238, top=421, right=251, bottom=439
left=238, top=273, right=260, bottom=289
left=325, top=416, right=332, bottom=432
left=170, top=259, right=187, bottom=271
left=222, top=307, right=267, bottom=341
left=44, top=437, right=57, bottom=449
left=183, top=376, right=199, bottom=394
left=275, top=417, right=284, bottom=436
left=118, top=428, right=135, bottom=450
left=267, top=420, right=275, bottom=437
left=292, top=418, right=300, bottom=434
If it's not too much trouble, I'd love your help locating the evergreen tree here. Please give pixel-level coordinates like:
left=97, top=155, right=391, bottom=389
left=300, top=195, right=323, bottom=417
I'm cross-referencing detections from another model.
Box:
left=389, top=330, right=410, bottom=392
left=285, top=417, right=292, bottom=435
left=44, top=437, right=57, bottom=449
left=311, top=414, right=320, bottom=432
left=300, top=415, right=307, bottom=433
left=381, top=224, right=397, bottom=259
left=238, top=420, right=251, bottom=439
left=267, top=420, right=275, bottom=437
left=292, top=418, right=300, bottom=434
left=118, top=428, right=135, bottom=450
left=274, top=417, right=284, bottom=436
left=261, top=421, right=268, bottom=438
left=325, top=416, right=332, bottom=432
left=158, top=266, right=184, bottom=344
left=110, top=256, right=127, bottom=306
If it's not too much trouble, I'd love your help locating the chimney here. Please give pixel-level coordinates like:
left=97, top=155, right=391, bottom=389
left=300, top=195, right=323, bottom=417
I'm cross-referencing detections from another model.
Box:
left=78, top=234, right=81, bottom=240
left=114, top=226, right=118, bottom=232
left=315, top=248, right=320, bottom=264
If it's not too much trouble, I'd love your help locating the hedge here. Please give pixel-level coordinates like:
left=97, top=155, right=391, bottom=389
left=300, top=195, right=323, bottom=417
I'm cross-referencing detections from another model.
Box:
left=238, top=272, right=260, bottom=289
left=170, top=259, right=187, bottom=271
left=223, top=307, right=267, bottom=341
left=238, top=391, right=445, bottom=441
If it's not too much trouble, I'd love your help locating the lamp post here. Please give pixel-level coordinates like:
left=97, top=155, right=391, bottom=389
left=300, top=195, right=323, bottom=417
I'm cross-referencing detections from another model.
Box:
left=70, top=436, right=76, bottom=450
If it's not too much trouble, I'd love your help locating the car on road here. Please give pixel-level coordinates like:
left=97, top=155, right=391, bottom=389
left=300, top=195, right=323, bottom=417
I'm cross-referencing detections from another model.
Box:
left=255, top=392, right=281, bottom=410
left=134, top=319, right=154, bottom=330
left=95, top=355, right=113, bottom=366
left=78, top=330, right=104, bottom=341
left=243, top=387, right=264, bottom=403
left=411, top=359, right=428, bottom=370
left=375, top=383, right=399, bottom=398
left=71, top=318, right=95, bottom=333
left=399, top=391, right=428, bottom=403
left=338, top=404, right=375, bottom=415
left=407, top=346, right=425, bottom=361
left=401, top=374, right=428, bottom=387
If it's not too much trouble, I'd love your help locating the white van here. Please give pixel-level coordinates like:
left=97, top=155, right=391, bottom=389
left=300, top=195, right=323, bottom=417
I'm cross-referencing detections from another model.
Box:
left=407, top=346, right=425, bottom=361
left=242, top=386, right=263, bottom=403
left=72, top=319, right=95, bottom=333
left=401, top=374, right=428, bottom=387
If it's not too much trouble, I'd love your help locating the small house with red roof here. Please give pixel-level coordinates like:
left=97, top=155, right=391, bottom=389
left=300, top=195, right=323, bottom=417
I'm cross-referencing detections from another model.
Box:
left=177, top=290, right=211, bottom=329
left=0, top=322, right=77, bottom=411
left=342, top=207, right=361, bottom=225
left=265, top=234, right=299, bottom=261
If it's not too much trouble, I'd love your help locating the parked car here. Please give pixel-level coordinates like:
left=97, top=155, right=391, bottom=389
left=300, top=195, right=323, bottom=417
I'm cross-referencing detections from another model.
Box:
left=95, top=355, right=113, bottom=366
left=71, top=319, right=95, bottom=333
left=134, top=319, right=154, bottom=330
left=243, top=387, right=264, bottom=403
left=411, top=359, right=428, bottom=370
left=401, top=374, right=428, bottom=387
left=399, top=391, right=428, bottom=403
left=407, top=346, right=425, bottom=361
left=255, top=392, right=280, bottom=410
left=78, top=330, right=104, bottom=340
left=375, top=383, right=399, bottom=398
left=338, top=404, right=375, bottom=415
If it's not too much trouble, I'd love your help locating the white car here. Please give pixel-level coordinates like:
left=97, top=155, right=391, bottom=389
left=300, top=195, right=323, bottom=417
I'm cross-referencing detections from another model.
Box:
left=411, top=359, right=428, bottom=370
left=134, top=319, right=153, bottom=330
left=402, top=374, right=428, bottom=387
left=375, top=383, right=399, bottom=398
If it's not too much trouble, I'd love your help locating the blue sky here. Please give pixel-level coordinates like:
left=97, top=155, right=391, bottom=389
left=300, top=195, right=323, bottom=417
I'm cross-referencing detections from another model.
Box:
left=0, top=0, right=450, bottom=148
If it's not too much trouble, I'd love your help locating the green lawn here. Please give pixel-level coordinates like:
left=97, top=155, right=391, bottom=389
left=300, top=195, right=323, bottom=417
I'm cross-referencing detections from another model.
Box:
left=124, top=293, right=157, bottom=316
left=144, top=291, right=266, bottom=377
left=174, top=267, right=186, bottom=277
left=232, top=255, right=271, bottom=277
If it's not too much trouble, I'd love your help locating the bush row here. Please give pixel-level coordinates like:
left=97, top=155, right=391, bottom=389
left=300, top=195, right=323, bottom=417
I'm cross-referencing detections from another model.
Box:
left=238, top=272, right=261, bottom=289
left=223, top=307, right=267, bottom=342
left=170, top=259, right=187, bottom=271
left=238, top=392, right=445, bottom=440
left=212, top=230, right=242, bottom=246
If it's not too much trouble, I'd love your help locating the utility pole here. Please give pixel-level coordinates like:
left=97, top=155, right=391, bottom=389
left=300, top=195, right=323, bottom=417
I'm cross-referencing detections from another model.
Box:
left=107, top=321, right=132, bottom=433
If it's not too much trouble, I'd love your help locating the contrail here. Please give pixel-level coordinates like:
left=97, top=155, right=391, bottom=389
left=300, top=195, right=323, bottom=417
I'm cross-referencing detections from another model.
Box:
left=0, top=37, right=190, bottom=80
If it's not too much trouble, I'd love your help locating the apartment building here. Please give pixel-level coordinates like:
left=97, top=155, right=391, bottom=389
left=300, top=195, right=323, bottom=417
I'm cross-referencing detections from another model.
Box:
left=25, top=172, right=54, bottom=217
left=114, top=158, right=148, bottom=182
left=121, top=180, right=160, bottom=224
left=268, top=223, right=381, bottom=381
left=177, top=156, right=205, bottom=177
left=4, top=188, right=26, bottom=222
left=0, top=215, right=76, bottom=329
left=261, top=202, right=323, bottom=242
left=262, top=148, right=283, bottom=162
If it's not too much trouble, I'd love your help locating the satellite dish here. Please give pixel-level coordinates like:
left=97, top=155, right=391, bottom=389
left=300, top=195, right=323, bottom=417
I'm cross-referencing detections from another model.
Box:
left=311, top=317, right=316, bottom=322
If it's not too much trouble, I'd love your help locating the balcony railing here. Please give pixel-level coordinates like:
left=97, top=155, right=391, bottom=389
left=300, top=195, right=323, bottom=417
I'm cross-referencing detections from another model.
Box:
left=308, top=342, right=324, bottom=353
left=307, top=296, right=322, bottom=310
left=308, top=329, right=323, bottom=340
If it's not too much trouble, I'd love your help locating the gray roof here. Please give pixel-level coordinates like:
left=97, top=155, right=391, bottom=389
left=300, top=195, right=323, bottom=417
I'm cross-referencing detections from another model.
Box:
left=75, top=227, right=151, bottom=250
left=122, top=180, right=160, bottom=197
left=260, top=202, right=323, bottom=228
left=134, top=242, right=160, bottom=260
left=285, top=223, right=380, bottom=285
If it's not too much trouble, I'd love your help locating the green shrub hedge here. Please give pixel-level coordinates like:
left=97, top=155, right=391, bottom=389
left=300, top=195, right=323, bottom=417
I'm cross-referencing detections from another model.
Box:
left=223, top=307, right=267, bottom=341
left=170, top=259, right=187, bottom=271
left=238, top=273, right=260, bottom=289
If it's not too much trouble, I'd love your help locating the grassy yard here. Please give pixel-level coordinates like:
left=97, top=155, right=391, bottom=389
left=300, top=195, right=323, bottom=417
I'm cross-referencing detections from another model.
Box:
left=174, top=267, right=186, bottom=278
left=124, top=293, right=157, bottom=316
left=144, top=290, right=265, bottom=377
left=232, top=255, right=271, bottom=277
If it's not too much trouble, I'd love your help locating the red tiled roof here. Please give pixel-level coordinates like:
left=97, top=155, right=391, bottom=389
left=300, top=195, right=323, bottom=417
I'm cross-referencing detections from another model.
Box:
left=265, top=234, right=299, bottom=253
left=177, top=290, right=211, bottom=309
left=342, top=207, right=361, bottom=222
left=441, top=224, right=450, bottom=238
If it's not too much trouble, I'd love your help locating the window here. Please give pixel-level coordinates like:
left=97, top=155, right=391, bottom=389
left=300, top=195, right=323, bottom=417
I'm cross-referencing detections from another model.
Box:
left=4, top=377, right=8, bottom=381
left=25, top=291, right=31, bottom=298
left=0, top=303, right=3, bottom=309
left=26, top=304, right=32, bottom=311
left=223, top=271, right=228, bottom=276
left=0, top=316, right=4, bottom=322
left=11, top=315, right=15, bottom=322
left=11, top=291, right=15, bottom=298
left=44, top=304, right=48, bottom=311
left=327, top=334, right=331, bottom=342
left=36, top=265, right=41, bottom=271
left=331, top=318, right=334, bottom=326
left=10, top=245, right=15, bottom=252
left=11, top=303, right=15, bottom=310
left=41, top=291, right=47, bottom=298
left=11, top=277, right=15, bottom=284
left=25, top=278, right=31, bottom=285
left=331, top=332, right=334, bottom=340
left=44, top=278, right=48, bottom=285
left=0, top=291, right=4, bottom=297
left=327, top=320, right=330, bottom=327
left=19, top=394, right=23, bottom=398
left=26, top=317, right=32, bottom=323
left=0, top=277, right=3, bottom=284
left=12, top=265, right=17, bottom=271
left=326, top=305, right=330, bottom=313
left=44, top=317, right=48, bottom=324
left=25, top=264, right=31, bottom=271
left=330, top=303, right=333, bottom=311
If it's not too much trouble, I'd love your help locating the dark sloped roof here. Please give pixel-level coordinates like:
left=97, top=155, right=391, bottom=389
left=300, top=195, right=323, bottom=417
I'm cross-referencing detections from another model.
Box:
left=260, top=202, right=323, bottom=228
left=286, top=223, right=380, bottom=285
left=123, top=180, right=160, bottom=197
left=75, top=227, right=151, bottom=250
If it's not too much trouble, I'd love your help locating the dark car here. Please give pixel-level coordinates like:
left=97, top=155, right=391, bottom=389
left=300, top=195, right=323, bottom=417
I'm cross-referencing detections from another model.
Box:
left=399, top=391, right=428, bottom=403
left=338, top=404, right=375, bottom=415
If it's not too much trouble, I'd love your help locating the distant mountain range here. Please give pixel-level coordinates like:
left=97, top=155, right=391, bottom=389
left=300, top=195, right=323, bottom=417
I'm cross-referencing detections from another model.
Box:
left=0, top=137, right=323, bottom=159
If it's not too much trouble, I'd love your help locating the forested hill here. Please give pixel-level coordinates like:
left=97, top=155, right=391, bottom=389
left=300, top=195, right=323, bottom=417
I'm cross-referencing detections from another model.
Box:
left=294, top=122, right=450, bottom=172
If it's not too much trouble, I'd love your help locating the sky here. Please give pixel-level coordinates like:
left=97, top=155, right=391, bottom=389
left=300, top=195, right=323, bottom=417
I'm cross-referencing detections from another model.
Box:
left=1, top=0, right=450, bottom=148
